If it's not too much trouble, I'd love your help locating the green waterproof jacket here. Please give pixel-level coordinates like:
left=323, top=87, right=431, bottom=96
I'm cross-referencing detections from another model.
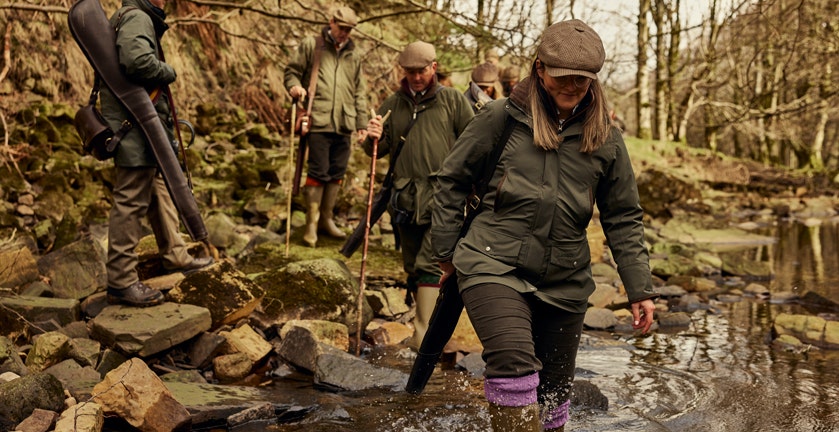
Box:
left=431, top=77, right=656, bottom=313
left=363, top=77, right=474, bottom=225
left=284, top=28, right=369, bottom=135
left=100, top=0, right=177, bottom=168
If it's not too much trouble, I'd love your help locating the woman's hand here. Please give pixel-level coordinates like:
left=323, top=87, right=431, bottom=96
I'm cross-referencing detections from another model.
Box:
left=366, top=115, right=383, bottom=140
left=438, top=261, right=455, bottom=285
left=631, top=298, right=656, bottom=334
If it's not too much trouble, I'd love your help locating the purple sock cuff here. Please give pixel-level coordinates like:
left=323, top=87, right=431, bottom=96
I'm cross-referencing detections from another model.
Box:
left=543, top=399, right=570, bottom=429
left=484, top=373, right=539, bottom=407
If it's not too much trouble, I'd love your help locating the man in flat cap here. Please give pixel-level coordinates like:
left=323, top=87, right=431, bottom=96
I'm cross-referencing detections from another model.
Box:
left=364, top=41, right=474, bottom=349
left=464, top=62, right=500, bottom=112
left=285, top=5, right=369, bottom=247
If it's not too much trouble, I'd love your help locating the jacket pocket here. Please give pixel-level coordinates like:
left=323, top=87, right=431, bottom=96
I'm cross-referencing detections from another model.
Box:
left=340, top=102, right=357, bottom=134
left=455, top=226, right=522, bottom=276
left=546, top=240, right=591, bottom=282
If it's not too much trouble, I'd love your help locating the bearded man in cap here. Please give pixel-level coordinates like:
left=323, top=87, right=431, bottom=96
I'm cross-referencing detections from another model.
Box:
left=364, top=41, right=474, bottom=349
left=285, top=5, right=369, bottom=247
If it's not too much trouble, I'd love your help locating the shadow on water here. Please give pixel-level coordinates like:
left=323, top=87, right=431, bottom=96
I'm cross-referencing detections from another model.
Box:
left=256, top=220, right=839, bottom=431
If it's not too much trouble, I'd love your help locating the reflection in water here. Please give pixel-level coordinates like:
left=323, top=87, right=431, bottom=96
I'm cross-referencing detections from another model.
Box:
left=267, top=220, right=839, bottom=431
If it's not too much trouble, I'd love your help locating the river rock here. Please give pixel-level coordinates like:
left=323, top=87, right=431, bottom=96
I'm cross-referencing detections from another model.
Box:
left=0, top=295, right=80, bottom=333
left=743, top=282, right=770, bottom=299
left=226, top=402, right=275, bottom=428
left=14, top=407, right=58, bottom=432
left=314, top=346, right=408, bottom=392
left=0, top=336, right=27, bottom=376
left=277, top=325, right=338, bottom=373
left=0, top=241, right=40, bottom=290
left=90, top=302, right=211, bottom=357
left=95, top=349, right=127, bottom=378
left=25, top=331, right=70, bottom=372
left=254, top=258, right=373, bottom=332
left=36, top=237, right=105, bottom=300
left=167, top=258, right=264, bottom=329
left=92, top=358, right=191, bottom=432
left=54, top=402, right=103, bottom=432
left=43, top=359, right=100, bottom=396
left=279, top=319, right=349, bottom=352
left=588, top=283, right=620, bottom=308
left=219, top=324, right=272, bottom=363
left=187, top=332, right=226, bottom=369
left=0, top=372, right=65, bottom=423
left=571, top=379, right=608, bottom=410
left=212, top=352, right=252, bottom=383
left=364, top=287, right=410, bottom=317
left=366, top=320, right=412, bottom=346
left=636, top=168, right=703, bottom=218
left=204, top=212, right=251, bottom=257
left=584, top=307, right=617, bottom=330
left=658, top=311, right=693, bottom=328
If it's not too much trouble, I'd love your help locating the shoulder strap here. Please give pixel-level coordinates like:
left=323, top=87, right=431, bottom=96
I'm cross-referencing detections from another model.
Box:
left=305, top=36, right=324, bottom=116
left=465, top=113, right=517, bottom=221
left=381, top=113, right=420, bottom=188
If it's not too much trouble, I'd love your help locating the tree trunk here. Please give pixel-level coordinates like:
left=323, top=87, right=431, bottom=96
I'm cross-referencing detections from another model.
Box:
left=636, top=0, right=652, bottom=139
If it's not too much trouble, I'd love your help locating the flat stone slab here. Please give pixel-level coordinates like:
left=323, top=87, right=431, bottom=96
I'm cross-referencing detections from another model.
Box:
left=90, top=303, right=211, bottom=357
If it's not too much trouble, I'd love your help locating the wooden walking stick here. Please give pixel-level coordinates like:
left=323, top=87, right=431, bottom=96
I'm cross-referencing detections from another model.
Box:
left=355, top=109, right=390, bottom=355
left=285, top=101, right=298, bottom=257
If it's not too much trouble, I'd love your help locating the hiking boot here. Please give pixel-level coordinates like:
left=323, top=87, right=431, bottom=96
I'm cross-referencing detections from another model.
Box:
left=107, top=281, right=164, bottom=307
left=163, top=256, right=214, bottom=275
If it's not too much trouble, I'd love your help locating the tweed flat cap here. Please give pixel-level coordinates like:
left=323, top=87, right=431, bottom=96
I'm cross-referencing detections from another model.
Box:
left=500, top=65, right=521, bottom=81
left=471, top=62, right=499, bottom=87
left=537, top=19, right=605, bottom=80
left=399, top=41, right=436, bottom=69
left=332, top=6, right=358, bottom=27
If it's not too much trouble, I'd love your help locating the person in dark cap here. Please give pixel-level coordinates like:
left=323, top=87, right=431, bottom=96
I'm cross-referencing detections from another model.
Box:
left=500, top=64, right=521, bottom=97
left=285, top=5, right=369, bottom=247
left=431, top=19, right=656, bottom=431
left=101, top=0, right=213, bottom=307
left=364, top=41, right=474, bottom=350
left=464, top=62, right=500, bottom=112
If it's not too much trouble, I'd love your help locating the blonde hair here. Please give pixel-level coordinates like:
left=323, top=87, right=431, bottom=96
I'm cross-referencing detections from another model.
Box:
left=528, top=61, right=613, bottom=153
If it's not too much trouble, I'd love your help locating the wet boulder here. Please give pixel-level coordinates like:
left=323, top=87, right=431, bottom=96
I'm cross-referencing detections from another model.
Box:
left=254, top=258, right=373, bottom=332
left=167, top=258, right=264, bottom=329
left=0, top=372, right=65, bottom=424
left=773, top=313, right=839, bottom=349
left=583, top=307, right=618, bottom=330
left=279, top=319, right=350, bottom=352
left=90, top=303, right=211, bottom=357
left=92, top=358, right=191, bottom=432
left=219, top=324, right=272, bottom=364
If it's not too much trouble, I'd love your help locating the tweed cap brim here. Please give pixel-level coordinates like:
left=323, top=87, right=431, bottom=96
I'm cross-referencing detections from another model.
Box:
left=538, top=19, right=605, bottom=80
left=399, top=41, right=437, bottom=69
left=471, top=62, right=499, bottom=87
left=332, top=6, right=358, bottom=27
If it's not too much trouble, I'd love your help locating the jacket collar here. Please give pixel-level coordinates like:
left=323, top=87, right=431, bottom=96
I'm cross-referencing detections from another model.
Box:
left=399, top=74, right=440, bottom=104
left=124, top=0, right=169, bottom=38
left=321, top=26, right=355, bottom=53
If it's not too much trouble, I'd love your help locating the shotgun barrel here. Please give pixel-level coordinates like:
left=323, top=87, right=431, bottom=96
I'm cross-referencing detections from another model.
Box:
left=405, top=273, right=464, bottom=395
left=68, top=0, right=207, bottom=241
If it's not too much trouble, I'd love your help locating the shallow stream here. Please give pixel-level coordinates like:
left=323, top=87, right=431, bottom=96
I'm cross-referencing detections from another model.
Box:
left=256, top=219, right=839, bottom=431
